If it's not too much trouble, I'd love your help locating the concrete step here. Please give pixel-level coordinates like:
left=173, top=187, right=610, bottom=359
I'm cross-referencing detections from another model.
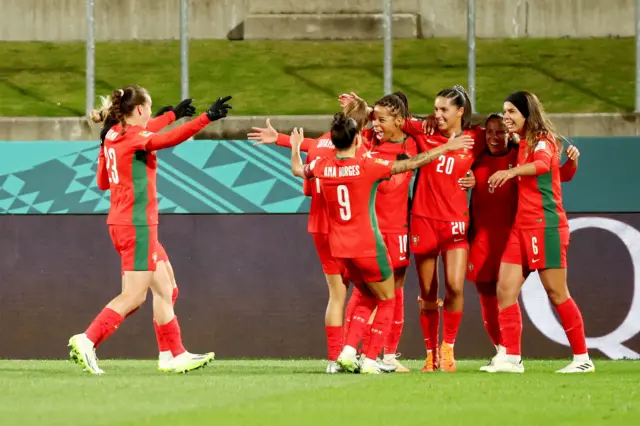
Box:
left=248, top=0, right=418, bottom=14
left=244, top=13, right=418, bottom=40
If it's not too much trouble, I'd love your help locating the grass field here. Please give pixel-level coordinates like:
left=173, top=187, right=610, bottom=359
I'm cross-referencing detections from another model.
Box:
left=0, top=38, right=634, bottom=117
left=1, top=359, right=638, bottom=425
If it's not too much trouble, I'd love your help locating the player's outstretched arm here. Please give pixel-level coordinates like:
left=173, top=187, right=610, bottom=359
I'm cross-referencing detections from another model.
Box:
left=144, top=96, right=232, bottom=151
left=248, top=118, right=316, bottom=151
left=290, top=127, right=308, bottom=179
left=146, top=98, right=196, bottom=132
left=390, top=134, right=474, bottom=175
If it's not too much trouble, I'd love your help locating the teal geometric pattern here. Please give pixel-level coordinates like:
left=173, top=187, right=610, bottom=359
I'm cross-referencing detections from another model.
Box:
left=0, top=141, right=311, bottom=214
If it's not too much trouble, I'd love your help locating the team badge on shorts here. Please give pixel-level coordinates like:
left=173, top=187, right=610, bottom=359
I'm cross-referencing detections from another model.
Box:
left=412, top=235, right=420, bottom=246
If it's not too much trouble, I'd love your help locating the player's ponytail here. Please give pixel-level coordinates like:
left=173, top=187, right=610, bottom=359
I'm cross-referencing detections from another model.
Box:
left=331, top=112, right=358, bottom=150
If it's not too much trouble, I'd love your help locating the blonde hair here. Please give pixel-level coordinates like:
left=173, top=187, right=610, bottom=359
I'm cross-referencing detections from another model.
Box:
left=343, top=97, right=368, bottom=132
left=89, top=95, right=114, bottom=124
left=89, top=86, right=148, bottom=133
left=522, top=92, right=563, bottom=155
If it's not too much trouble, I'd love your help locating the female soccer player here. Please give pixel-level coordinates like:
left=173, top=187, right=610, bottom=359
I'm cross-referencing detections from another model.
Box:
left=247, top=100, right=369, bottom=373
left=94, top=99, right=196, bottom=372
left=486, top=91, right=594, bottom=373
left=405, top=85, right=485, bottom=372
left=68, top=85, right=232, bottom=375
left=291, top=113, right=474, bottom=374
left=469, top=113, right=581, bottom=370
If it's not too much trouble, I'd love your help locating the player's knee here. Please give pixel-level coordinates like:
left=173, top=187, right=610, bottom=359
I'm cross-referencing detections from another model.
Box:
left=546, top=286, right=570, bottom=306
left=445, top=283, right=464, bottom=300
left=496, top=281, right=518, bottom=307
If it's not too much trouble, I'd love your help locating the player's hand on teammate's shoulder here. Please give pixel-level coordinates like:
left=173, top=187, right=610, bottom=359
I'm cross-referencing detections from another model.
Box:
left=421, top=113, right=437, bottom=135
left=248, top=118, right=278, bottom=146
left=205, top=96, right=233, bottom=121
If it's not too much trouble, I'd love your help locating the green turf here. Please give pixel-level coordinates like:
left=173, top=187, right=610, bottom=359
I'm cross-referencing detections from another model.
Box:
left=0, top=359, right=638, bottom=425
left=0, top=38, right=634, bottom=117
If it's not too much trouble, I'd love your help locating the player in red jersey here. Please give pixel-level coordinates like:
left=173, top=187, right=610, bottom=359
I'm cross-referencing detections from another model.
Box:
left=68, top=85, right=232, bottom=374
left=291, top=112, right=474, bottom=374
left=94, top=98, right=195, bottom=372
left=485, top=91, right=593, bottom=373
left=468, top=113, right=581, bottom=370
left=401, top=86, right=485, bottom=372
left=248, top=99, right=369, bottom=373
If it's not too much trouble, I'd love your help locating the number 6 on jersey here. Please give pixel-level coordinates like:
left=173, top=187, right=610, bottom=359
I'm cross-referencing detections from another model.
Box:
left=104, top=147, right=120, bottom=184
left=337, top=185, right=351, bottom=220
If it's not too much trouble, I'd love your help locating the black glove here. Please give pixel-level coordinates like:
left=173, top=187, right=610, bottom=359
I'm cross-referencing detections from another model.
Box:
left=396, top=153, right=410, bottom=161
left=153, top=105, right=174, bottom=118
left=173, top=98, right=196, bottom=119
left=206, top=96, right=233, bottom=122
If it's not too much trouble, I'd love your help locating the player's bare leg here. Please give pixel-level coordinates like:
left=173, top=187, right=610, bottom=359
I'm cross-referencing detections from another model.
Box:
left=359, top=277, right=396, bottom=375
left=416, top=254, right=440, bottom=372
left=151, top=262, right=214, bottom=374
left=475, top=280, right=504, bottom=371
left=486, top=263, right=526, bottom=373
left=69, top=271, right=152, bottom=374
left=438, top=248, right=468, bottom=372
left=538, top=268, right=594, bottom=373
left=324, top=273, right=347, bottom=373
left=383, top=267, right=410, bottom=372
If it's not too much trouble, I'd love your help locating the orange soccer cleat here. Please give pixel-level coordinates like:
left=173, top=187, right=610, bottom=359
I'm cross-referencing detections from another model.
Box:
left=421, top=350, right=439, bottom=373
left=439, top=343, right=456, bottom=372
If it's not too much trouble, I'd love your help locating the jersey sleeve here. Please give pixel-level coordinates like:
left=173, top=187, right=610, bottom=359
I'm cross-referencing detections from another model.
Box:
left=531, top=139, right=553, bottom=174
left=402, top=117, right=425, bottom=135
left=365, top=157, right=394, bottom=181
left=146, top=111, right=177, bottom=133
left=559, top=160, right=577, bottom=182
left=96, top=147, right=110, bottom=190
left=303, top=157, right=323, bottom=180
left=138, top=113, right=210, bottom=152
left=276, top=133, right=315, bottom=152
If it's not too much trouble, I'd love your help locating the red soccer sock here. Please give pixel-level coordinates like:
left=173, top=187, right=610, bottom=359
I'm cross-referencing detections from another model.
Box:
left=442, top=309, right=463, bottom=345
left=479, top=295, right=501, bottom=347
left=343, top=287, right=362, bottom=344
left=499, top=303, right=523, bottom=355
left=325, top=326, right=343, bottom=361
left=419, top=309, right=440, bottom=352
left=85, top=307, right=124, bottom=346
left=345, top=292, right=376, bottom=349
left=154, top=320, right=170, bottom=352
left=93, top=307, right=138, bottom=349
left=384, top=287, right=404, bottom=354
left=366, top=298, right=395, bottom=360
left=172, top=286, right=179, bottom=306
left=555, top=298, right=588, bottom=355
left=361, top=326, right=372, bottom=355
left=157, top=316, right=186, bottom=357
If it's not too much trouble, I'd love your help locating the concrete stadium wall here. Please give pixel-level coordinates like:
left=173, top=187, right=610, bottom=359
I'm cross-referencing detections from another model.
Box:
left=1, top=114, right=640, bottom=141
left=2, top=0, right=635, bottom=41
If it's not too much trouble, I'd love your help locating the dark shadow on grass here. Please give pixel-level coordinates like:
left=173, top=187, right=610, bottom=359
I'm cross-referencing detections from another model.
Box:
left=284, top=62, right=630, bottom=112
left=0, top=68, right=117, bottom=116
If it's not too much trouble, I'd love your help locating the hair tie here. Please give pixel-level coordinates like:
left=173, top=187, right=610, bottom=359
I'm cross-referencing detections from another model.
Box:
left=118, top=89, right=124, bottom=96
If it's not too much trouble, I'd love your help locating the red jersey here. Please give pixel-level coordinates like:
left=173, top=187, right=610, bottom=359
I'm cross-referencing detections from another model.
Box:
left=410, top=126, right=485, bottom=221
left=97, top=113, right=211, bottom=226
left=369, top=136, right=418, bottom=233
left=515, top=136, right=568, bottom=229
left=277, top=132, right=371, bottom=234
left=470, top=147, right=519, bottom=241
left=303, top=155, right=394, bottom=258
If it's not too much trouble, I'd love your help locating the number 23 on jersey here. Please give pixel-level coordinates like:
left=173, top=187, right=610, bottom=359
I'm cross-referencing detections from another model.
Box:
left=104, top=147, right=120, bottom=184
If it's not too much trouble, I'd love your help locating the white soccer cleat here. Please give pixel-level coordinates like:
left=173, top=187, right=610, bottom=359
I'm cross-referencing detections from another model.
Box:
left=376, top=357, right=397, bottom=373
left=556, top=356, right=595, bottom=374
left=360, top=357, right=382, bottom=375
left=480, top=345, right=506, bottom=372
left=383, top=353, right=410, bottom=372
left=158, top=351, right=173, bottom=372
left=171, top=351, right=215, bottom=374
left=326, top=361, right=342, bottom=374
left=484, top=353, right=525, bottom=373
left=336, top=346, right=359, bottom=373
left=68, top=333, right=104, bottom=375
